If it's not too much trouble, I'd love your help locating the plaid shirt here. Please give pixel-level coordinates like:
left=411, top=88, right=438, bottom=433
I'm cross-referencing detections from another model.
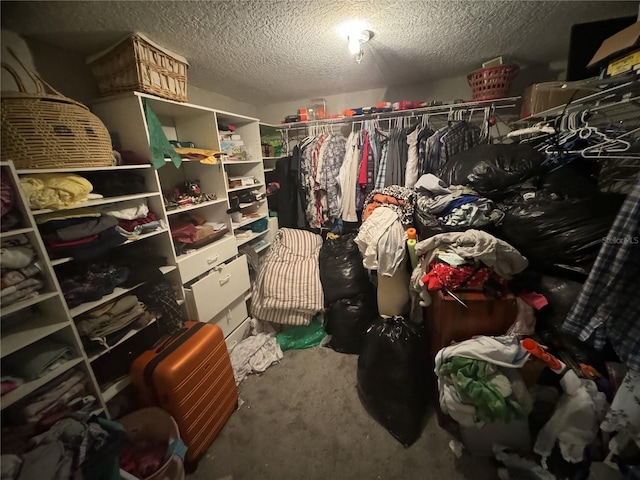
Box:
left=562, top=174, right=640, bottom=371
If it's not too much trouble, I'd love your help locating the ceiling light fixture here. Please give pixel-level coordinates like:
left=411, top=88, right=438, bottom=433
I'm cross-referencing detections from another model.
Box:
left=347, top=30, right=372, bottom=64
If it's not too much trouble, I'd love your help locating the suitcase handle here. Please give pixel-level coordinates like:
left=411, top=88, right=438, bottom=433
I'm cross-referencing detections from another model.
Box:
left=152, top=327, right=188, bottom=354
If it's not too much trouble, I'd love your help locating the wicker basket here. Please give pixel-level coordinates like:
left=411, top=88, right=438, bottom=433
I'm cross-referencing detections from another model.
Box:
left=467, top=64, right=519, bottom=101
left=87, top=33, right=188, bottom=102
left=1, top=49, right=114, bottom=170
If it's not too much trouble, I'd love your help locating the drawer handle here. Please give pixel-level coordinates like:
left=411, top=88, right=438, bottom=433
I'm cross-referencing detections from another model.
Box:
left=219, top=274, right=231, bottom=285
left=207, top=254, right=220, bottom=265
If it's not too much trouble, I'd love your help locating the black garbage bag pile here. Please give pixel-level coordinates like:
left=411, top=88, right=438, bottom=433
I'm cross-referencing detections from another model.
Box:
left=357, top=316, right=429, bottom=446
left=434, top=143, right=623, bottom=273
left=318, top=234, right=377, bottom=354
left=437, top=144, right=545, bottom=200
left=496, top=192, right=623, bottom=273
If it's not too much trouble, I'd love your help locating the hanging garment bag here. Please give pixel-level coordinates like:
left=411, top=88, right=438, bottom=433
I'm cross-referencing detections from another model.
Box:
left=131, top=321, right=238, bottom=465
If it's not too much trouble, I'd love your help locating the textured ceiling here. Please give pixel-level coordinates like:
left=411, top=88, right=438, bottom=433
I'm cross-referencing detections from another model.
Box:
left=2, top=1, right=638, bottom=105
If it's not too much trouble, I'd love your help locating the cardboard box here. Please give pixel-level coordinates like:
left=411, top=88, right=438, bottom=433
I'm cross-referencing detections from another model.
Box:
left=228, top=176, right=256, bottom=188
left=607, top=49, right=640, bottom=76
left=588, top=21, right=640, bottom=76
left=521, top=81, right=597, bottom=118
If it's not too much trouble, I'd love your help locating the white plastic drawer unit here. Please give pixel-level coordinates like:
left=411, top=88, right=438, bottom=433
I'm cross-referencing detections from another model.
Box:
left=225, top=317, right=251, bottom=352
left=184, top=255, right=250, bottom=323
left=177, top=235, right=238, bottom=283
left=210, top=296, right=248, bottom=338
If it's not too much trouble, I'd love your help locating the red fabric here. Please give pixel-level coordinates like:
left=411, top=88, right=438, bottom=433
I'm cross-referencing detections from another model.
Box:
left=358, top=132, right=369, bottom=187
left=170, top=222, right=197, bottom=243
left=118, top=211, right=157, bottom=233
left=120, top=442, right=167, bottom=478
left=519, top=291, right=548, bottom=310
left=1, top=380, right=20, bottom=395
left=47, top=234, right=98, bottom=248
left=421, top=263, right=496, bottom=291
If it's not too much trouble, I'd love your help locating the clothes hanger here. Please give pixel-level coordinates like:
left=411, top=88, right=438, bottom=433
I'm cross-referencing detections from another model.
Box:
left=579, top=127, right=638, bottom=158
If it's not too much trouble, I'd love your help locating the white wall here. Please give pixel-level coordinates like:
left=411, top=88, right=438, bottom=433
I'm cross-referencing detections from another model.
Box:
left=188, top=85, right=257, bottom=118
left=22, top=37, right=257, bottom=118
left=26, top=38, right=100, bottom=105
left=256, top=61, right=567, bottom=124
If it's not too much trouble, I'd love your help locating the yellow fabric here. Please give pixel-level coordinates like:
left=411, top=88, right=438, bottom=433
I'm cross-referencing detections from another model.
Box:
left=173, top=147, right=223, bottom=165
left=20, top=174, right=93, bottom=210
left=36, top=207, right=102, bottom=224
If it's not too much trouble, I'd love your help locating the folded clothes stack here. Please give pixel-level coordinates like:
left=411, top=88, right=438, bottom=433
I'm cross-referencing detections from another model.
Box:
left=76, top=294, right=152, bottom=352
left=0, top=235, right=44, bottom=306
left=19, top=173, right=97, bottom=210
left=37, top=208, right=125, bottom=262
left=21, top=370, right=93, bottom=425
left=1, top=338, right=74, bottom=393
left=98, top=199, right=163, bottom=239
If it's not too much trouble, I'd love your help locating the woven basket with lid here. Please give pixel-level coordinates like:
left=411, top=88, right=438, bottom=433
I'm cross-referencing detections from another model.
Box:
left=1, top=48, right=113, bottom=170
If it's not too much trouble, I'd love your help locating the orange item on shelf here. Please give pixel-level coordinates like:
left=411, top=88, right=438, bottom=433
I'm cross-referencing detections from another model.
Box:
left=298, top=108, right=309, bottom=122
left=343, top=109, right=356, bottom=117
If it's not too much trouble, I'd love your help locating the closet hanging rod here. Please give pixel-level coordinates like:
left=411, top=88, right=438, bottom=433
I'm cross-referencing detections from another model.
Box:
left=275, top=96, right=520, bottom=131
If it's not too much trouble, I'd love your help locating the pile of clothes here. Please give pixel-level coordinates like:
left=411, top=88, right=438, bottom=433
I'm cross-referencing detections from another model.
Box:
left=76, top=295, right=152, bottom=354
left=2, top=338, right=75, bottom=396
left=412, top=230, right=529, bottom=305
left=6, top=369, right=94, bottom=426
left=1, top=411, right=128, bottom=480
left=58, top=261, right=129, bottom=309
left=1, top=235, right=44, bottom=306
left=434, top=336, right=532, bottom=427
left=413, top=174, right=504, bottom=237
left=57, top=246, right=167, bottom=309
left=355, top=185, right=415, bottom=277
left=229, top=318, right=283, bottom=385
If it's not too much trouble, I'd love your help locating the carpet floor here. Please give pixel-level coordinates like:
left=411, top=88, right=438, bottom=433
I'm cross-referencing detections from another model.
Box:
left=188, top=346, right=496, bottom=480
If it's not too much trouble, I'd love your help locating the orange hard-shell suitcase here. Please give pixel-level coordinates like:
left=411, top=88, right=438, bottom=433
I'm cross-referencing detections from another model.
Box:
left=131, top=321, right=238, bottom=464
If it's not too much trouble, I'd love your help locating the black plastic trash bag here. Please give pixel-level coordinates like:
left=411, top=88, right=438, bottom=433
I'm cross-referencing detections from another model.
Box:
left=437, top=144, right=544, bottom=199
left=357, top=316, right=429, bottom=447
left=319, top=234, right=372, bottom=305
left=541, top=163, right=599, bottom=199
left=325, top=291, right=378, bottom=354
left=497, top=194, right=623, bottom=270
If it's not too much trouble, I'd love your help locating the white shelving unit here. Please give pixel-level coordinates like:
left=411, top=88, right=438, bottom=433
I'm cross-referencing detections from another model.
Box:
left=0, top=162, right=107, bottom=416
left=6, top=158, right=184, bottom=419
left=91, top=91, right=256, bottom=353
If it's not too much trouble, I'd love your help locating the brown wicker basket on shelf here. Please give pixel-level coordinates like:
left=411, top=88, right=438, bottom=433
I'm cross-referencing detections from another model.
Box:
left=1, top=49, right=114, bottom=170
left=87, top=33, right=188, bottom=102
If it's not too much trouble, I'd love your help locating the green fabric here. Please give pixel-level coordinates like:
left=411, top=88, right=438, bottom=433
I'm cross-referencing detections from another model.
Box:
left=439, top=356, right=527, bottom=423
left=276, top=319, right=326, bottom=351
left=143, top=99, right=182, bottom=169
